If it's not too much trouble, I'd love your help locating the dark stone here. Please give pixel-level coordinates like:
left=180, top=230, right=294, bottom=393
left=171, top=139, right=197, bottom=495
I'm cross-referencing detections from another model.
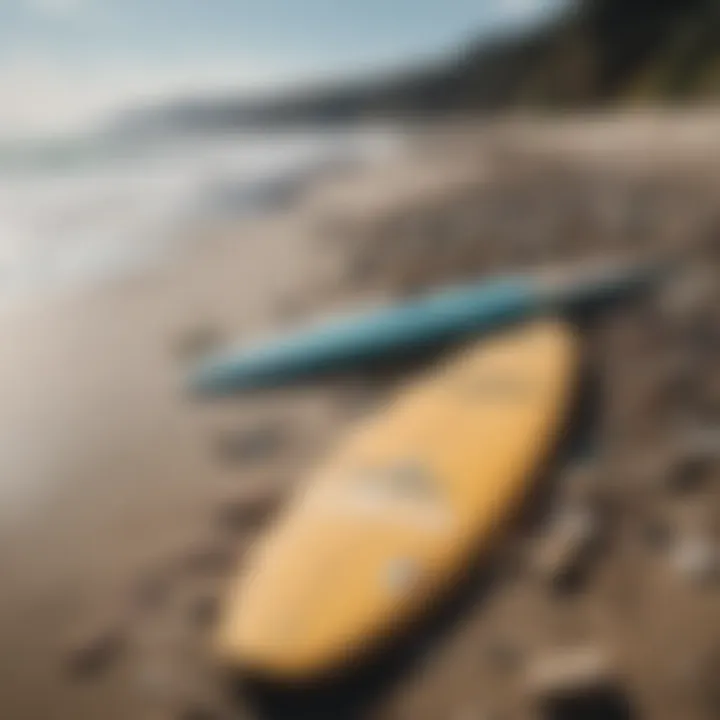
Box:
left=541, top=685, right=636, bottom=720
left=133, top=571, right=173, bottom=613
left=188, top=594, right=220, bottom=629
left=180, top=544, right=236, bottom=578
left=66, top=623, right=126, bottom=680
left=215, top=494, right=278, bottom=533
left=214, top=424, right=287, bottom=465
left=669, top=454, right=713, bottom=494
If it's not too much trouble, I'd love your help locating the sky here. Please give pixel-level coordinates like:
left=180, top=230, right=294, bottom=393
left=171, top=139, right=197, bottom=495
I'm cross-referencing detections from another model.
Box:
left=0, top=0, right=561, bottom=138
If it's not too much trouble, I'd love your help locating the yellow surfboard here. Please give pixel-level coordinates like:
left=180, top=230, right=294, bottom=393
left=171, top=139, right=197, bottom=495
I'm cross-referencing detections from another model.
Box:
left=215, top=319, right=579, bottom=680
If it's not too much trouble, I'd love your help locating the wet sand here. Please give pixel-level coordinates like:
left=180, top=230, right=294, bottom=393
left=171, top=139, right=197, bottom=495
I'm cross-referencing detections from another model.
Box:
left=0, top=113, right=719, bottom=720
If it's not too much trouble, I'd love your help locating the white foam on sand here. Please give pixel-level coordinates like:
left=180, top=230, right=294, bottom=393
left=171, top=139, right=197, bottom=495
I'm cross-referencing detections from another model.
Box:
left=0, top=126, right=400, bottom=305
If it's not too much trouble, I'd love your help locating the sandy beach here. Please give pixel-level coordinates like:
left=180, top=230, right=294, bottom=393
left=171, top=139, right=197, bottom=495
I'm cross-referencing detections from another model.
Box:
left=0, top=113, right=719, bottom=720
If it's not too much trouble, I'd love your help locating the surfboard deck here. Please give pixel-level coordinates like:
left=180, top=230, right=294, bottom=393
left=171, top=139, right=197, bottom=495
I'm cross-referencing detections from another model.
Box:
left=214, top=319, right=579, bottom=680
left=192, top=260, right=655, bottom=395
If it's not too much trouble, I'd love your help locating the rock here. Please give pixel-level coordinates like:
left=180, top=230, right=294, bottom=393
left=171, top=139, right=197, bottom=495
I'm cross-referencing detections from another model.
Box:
left=214, top=486, right=280, bottom=533
left=627, top=433, right=717, bottom=494
left=533, top=507, right=602, bottom=592
left=526, top=646, right=616, bottom=696
left=179, top=542, right=238, bottom=579
left=187, top=593, right=220, bottom=629
left=65, top=614, right=127, bottom=679
left=525, top=647, right=634, bottom=720
left=664, top=428, right=720, bottom=493
left=668, top=455, right=711, bottom=494
left=213, top=424, right=287, bottom=465
left=539, top=683, right=635, bottom=720
left=680, top=425, right=720, bottom=462
left=669, top=535, right=720, bottom=585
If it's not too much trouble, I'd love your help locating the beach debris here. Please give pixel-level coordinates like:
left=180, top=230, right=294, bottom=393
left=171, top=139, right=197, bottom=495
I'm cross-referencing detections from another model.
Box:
left=533, top=506, right=602, bottom=592
left=65, top=612, right=128, bottom=679
left=213, top=423, right=287, bottom=465
left=525, top=646, right=633, bottom=720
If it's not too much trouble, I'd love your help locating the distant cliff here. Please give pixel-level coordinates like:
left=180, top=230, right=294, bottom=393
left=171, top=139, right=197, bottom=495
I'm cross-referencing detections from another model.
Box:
left=115, top=0, right=720, bottom=136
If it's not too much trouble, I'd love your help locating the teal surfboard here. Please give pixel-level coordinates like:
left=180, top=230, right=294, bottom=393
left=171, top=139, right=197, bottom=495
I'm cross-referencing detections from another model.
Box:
left=191, top=261, right=659, bottom=396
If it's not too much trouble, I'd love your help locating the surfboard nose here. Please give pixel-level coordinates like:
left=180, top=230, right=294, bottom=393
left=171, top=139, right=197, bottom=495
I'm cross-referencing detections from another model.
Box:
left=536, top=258, right=666, bottom=310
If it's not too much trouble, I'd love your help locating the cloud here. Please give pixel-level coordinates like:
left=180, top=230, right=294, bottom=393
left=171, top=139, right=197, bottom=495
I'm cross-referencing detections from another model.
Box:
left=500, top=0, right=552, bottom=21
left=24, top=0, right=90, bottom=16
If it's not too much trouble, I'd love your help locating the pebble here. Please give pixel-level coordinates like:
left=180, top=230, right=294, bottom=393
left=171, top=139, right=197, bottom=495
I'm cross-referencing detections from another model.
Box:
left=213, top=424, right=287, bottom=465
left=214, top=487, right=280, bottom=533
left=187, top=593, right=220, bottom=629
left=65, top=614, right=127, bottom=679
left=680, top=425, right=720, bottom=462
left=179, top=542, right=238, bottom=579
left=533, top=507, right=602, bottom=592
left=669, top=535, right=720, bottom=585
left=524, top=646, right=636, bottom=719
left=525, top=645, right=616, bottom=697
left=662, top=428, right=720, bottom=493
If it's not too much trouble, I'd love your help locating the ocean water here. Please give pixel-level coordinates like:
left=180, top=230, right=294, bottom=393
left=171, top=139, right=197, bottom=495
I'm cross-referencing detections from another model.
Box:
left=0, top=127, right=398, bottom=304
